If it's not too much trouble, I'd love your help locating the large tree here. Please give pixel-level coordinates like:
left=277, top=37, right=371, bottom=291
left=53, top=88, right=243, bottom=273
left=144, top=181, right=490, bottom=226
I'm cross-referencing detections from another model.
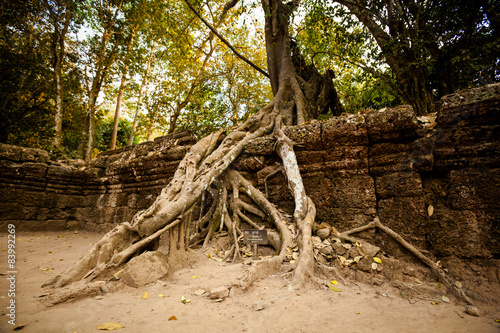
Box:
left=45, top=0, right=344, bottom=291
left=325, top=0, right=499, bottom=115
left=43, top=0, right=481, bottom=309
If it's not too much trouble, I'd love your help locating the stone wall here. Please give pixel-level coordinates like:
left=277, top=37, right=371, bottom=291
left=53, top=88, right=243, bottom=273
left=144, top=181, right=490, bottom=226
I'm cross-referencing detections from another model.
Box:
left=1, top=84, right=498, bottom=262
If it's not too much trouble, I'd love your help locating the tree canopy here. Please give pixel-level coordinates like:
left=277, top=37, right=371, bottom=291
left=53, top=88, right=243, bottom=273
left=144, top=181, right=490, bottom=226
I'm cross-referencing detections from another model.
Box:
left=0, top=0, right=498, bottom=156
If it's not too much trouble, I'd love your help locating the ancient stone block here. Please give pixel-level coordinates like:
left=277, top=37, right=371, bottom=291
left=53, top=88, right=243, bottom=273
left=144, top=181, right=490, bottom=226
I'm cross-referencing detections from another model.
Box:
left=365, top=105, right=419, bottom=143
left=375, top=172, right=423, bottom=199
left=322, top=115, right=369, bottom=148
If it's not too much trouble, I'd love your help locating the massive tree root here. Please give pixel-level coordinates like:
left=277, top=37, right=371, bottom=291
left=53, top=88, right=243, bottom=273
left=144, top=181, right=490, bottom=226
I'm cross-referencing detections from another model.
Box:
left=44, top=101, right=317, bottom=293
left=43, top=0, right=474, bottom=316
left=44, top=0, right=337, bottom=293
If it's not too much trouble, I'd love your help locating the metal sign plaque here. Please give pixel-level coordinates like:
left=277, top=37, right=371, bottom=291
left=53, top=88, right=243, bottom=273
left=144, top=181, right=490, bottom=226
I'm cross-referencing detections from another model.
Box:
left=243, top=229, right=268, bottom=245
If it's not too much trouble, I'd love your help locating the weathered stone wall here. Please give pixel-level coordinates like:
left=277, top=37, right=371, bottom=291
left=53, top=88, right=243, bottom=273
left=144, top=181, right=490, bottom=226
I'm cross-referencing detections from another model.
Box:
left=1, top=84, right=498, bottom=262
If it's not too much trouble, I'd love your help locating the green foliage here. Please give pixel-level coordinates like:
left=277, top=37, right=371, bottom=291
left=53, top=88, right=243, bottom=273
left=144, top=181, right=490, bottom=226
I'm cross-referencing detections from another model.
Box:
left=2, top=0, right=497, bottom=157
left=95, top=116, right=137, bottom=152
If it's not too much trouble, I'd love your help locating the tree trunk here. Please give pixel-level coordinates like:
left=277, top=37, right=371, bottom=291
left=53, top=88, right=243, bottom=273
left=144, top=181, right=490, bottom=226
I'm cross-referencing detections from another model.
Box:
left=84, top=0, right=123, bottom=161
left=129, top=42, right=156, bottom=146
left=50, top=4, right=71, bottom=149
left=110, top=27, right=137, bottom=150
left=337, top=0, right=435, bottom=115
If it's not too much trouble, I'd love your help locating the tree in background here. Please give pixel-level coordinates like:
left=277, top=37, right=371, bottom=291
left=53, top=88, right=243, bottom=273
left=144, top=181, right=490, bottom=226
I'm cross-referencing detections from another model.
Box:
left=315, top=0, right=499, bottom=115
left=1, top=0, right=498, bottom=153
left=44, top=0, right=75, bottom=149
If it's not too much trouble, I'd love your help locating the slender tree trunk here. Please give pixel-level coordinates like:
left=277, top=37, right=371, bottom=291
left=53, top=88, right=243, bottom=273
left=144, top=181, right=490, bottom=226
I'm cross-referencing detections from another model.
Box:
left=50, top=4, right=71, bottom=149
left=53, top=53, right=64, bottom=148
left=84, top=0, right=123, bottom=161
left=129, top=42, right=156, bottom=145
left=110, top=27, right=137, bottom=150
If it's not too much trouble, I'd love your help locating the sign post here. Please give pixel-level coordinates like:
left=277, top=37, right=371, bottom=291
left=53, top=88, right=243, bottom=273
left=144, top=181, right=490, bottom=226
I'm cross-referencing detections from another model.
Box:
left=243, top=229, right=268, bottom=260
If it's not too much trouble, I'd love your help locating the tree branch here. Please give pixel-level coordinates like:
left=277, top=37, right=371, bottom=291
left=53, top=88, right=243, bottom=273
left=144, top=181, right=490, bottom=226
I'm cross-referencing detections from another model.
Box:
left=183, top=0, right=269, bottom=78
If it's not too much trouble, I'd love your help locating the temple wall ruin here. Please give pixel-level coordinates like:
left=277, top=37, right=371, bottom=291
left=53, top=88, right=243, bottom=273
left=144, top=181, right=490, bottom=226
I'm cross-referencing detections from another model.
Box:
left=1, top=84, right=498, bottom=263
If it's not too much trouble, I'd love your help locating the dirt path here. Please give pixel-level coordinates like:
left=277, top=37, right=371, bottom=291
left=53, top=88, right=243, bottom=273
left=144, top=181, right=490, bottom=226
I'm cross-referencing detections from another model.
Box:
left=0, top=231, right=498, bottom=333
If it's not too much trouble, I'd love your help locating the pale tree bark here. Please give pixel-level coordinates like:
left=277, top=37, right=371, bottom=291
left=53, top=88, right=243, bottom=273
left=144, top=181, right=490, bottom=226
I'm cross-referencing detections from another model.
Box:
left=46, top=0, right=72, bottom=149
left=110, top=25, right=138, bottom=150
left=84, top=0, right=124, bottom=161
left=128, top=42, right=156, bottom=145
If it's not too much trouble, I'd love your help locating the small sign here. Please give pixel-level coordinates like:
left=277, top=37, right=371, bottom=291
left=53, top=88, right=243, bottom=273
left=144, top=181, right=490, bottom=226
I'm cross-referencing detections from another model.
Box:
left=243, top=229, right=268, bottom=245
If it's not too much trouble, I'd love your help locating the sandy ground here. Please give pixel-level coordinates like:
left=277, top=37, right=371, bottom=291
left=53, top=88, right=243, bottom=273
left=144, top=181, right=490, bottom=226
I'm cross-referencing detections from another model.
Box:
left=0, top=231, right=498, bottom=333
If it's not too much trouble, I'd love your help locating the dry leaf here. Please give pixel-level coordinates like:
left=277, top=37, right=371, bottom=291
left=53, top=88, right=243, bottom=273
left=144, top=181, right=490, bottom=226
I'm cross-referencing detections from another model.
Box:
left=441, top=296, right=450, bottom=303
left=181, top=296, right=190, bottom=304
left=431, top=301, right=439, bottom=305
left=373, top=257, right=382, bottom=264
left=331, top=280, right=338, bottom=285
left=141, top=292, right=148, bottom=300
left=455, top=281, right=463, bottom=288
left=96, top=322, right=125, bottom=330
left=190, top=275, right=197, bottom=279
left=338, top=256, right=346, bottom=265
left=495, top=319, right=500, bottom=323
left=371, top=263, right=378, bottom=270
left=168, top=316, right=177, bottom=321
left=353, top=256, right=362, bottom=263
left=327, top=285, right=342, bottom=292
left=41, top=268, right=53, bottom=271
left=428, top=205, right=434, bottom=217
left=159, top=294, right=165, bottom=298
left=355, top=311, right=360, bottom=315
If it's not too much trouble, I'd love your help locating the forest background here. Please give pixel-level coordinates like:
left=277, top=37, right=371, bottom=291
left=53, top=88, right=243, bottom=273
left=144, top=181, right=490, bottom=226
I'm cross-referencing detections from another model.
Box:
left=1, top=0, right=498, bottom=160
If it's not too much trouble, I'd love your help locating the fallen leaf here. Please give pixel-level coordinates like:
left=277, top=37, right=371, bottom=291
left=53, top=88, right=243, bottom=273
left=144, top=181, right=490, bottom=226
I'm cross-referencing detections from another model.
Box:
left=355, top=311, right=360, bottom=315
left=327, top=285, right=342, bottom=292
left=41, top=268, right=53, bottom=271
left=141, top=292, right=148, bottom=300
left=96, top=322, right=125, bottom=330
left=48, top=251, right=54, bottom=254
left=353, top=256, right=362, bottom=263
left=455, top=281, right=463, bottom=288
left=441, top=296, right=450, bottom=303
left=371, top=263, right=378, bottom=270
left=428, top=205, right=434, bottom=217
left=373, top=257, right=382, bottom=264
left=181, top=295, right=190, bottom=304
left=495, top=319, right=500, bottom=323
left=190, top=275, right=197, bottom=279
left=168, top=316, right=177, bottom=321
left=331, top=280, right=338, bottom=285
left=159, top=294, right=165, bottom=298
left=431, top=301, right=439, bottom=305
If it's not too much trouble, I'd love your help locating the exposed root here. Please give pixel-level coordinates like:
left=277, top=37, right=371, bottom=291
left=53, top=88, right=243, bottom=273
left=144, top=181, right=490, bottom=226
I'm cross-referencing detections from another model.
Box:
left=342, top=217, right=476, bottom=307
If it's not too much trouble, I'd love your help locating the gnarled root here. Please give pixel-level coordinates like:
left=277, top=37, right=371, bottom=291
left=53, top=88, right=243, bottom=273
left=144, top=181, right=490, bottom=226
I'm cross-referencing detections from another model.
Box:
left=342, top=217, right=476, bottom=307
